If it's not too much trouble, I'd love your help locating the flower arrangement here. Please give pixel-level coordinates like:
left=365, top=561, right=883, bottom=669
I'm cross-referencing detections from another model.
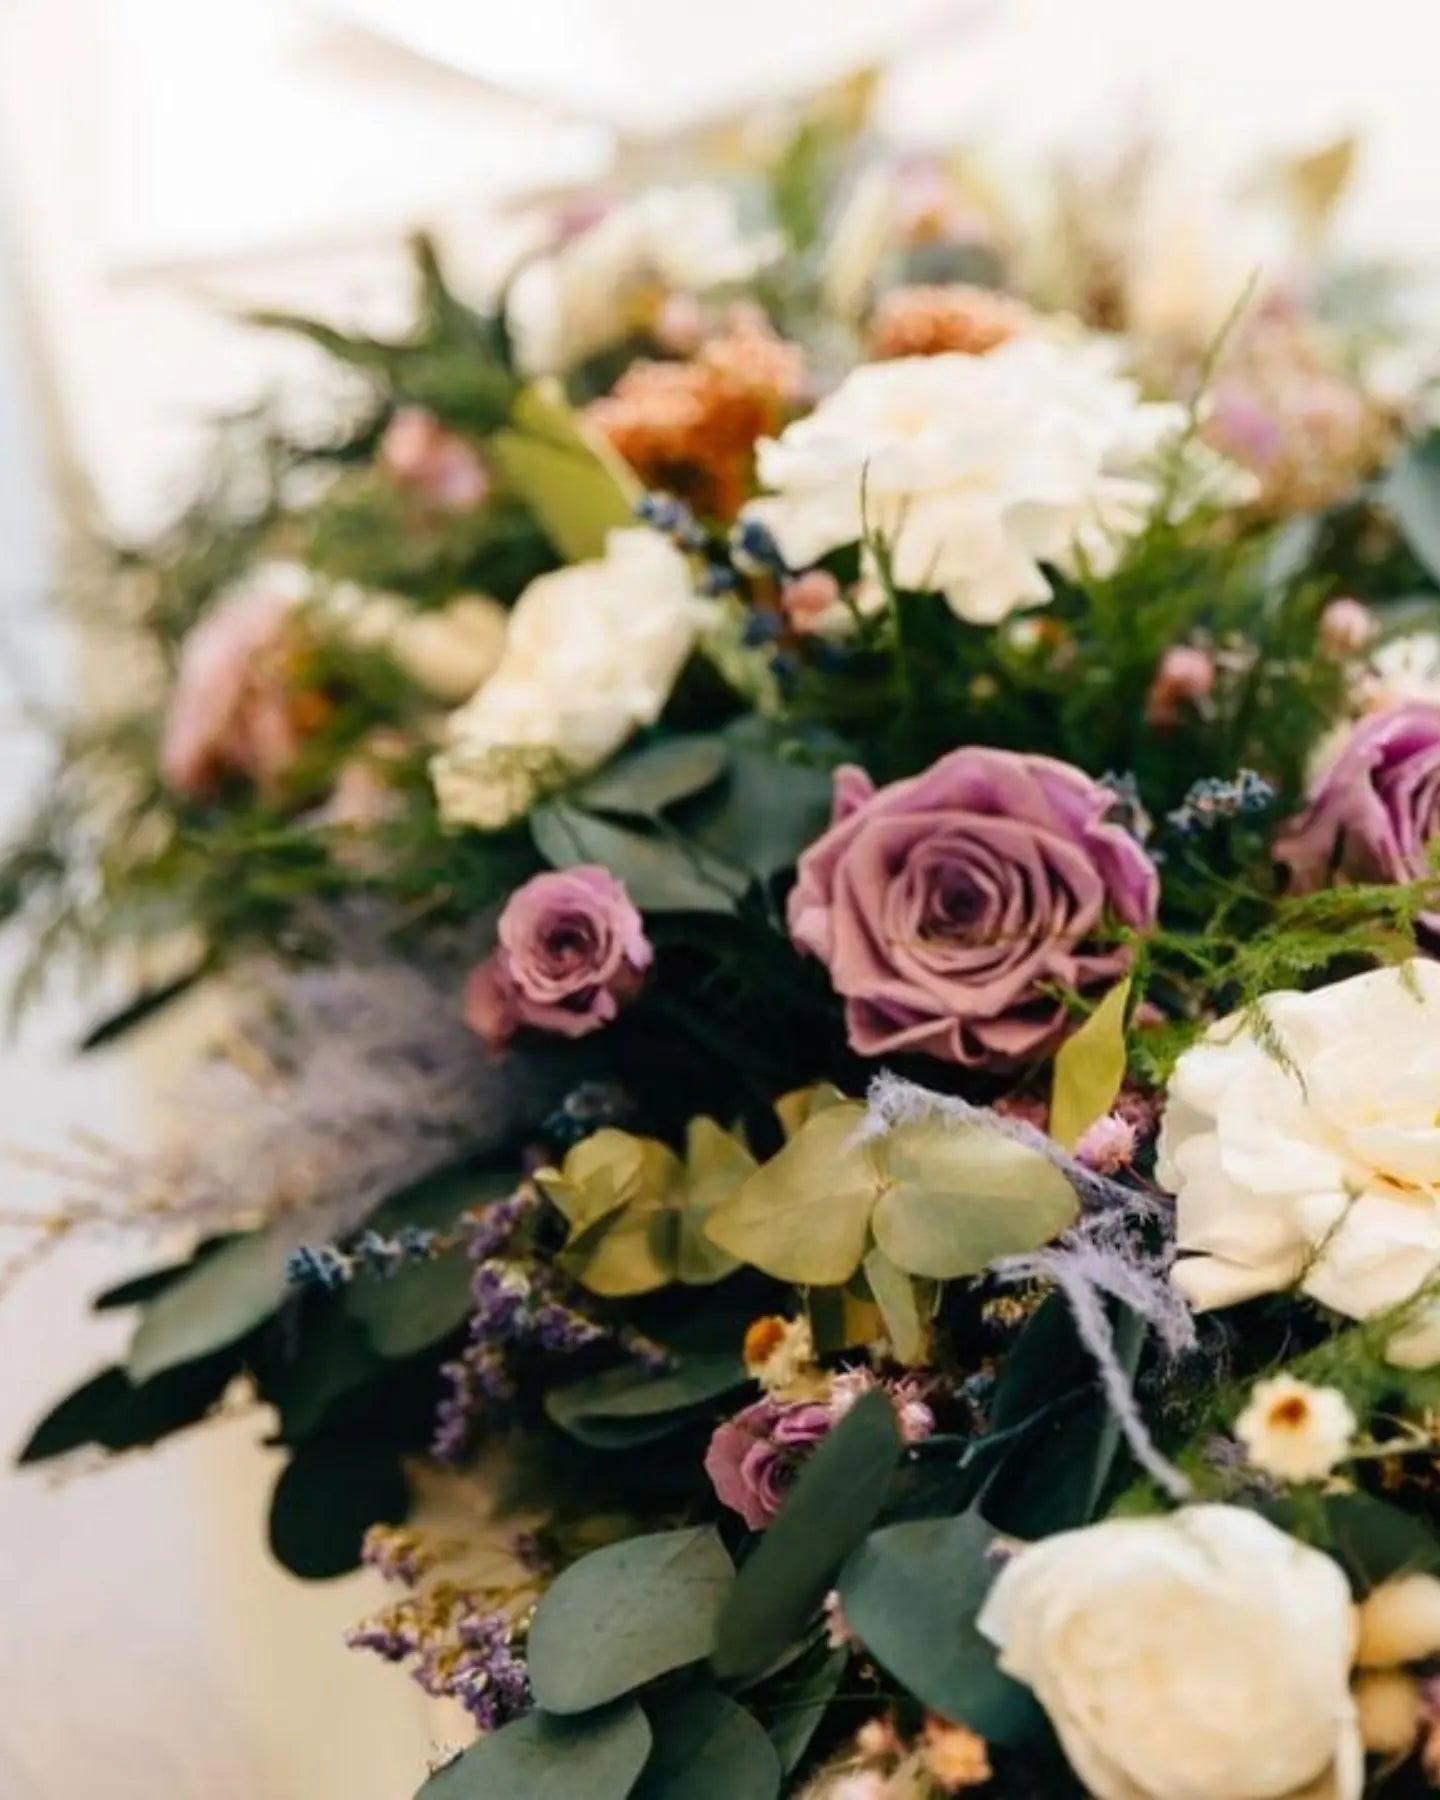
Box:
left=15, top=94, right=1440, bottom=1799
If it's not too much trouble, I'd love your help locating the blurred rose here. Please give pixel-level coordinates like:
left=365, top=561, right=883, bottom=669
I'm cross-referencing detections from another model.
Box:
left=161, top=564, right=323, bottom=802
left=378, top=406, right=490, bottom=510
left=788, top=747, right=1158, bottom=1069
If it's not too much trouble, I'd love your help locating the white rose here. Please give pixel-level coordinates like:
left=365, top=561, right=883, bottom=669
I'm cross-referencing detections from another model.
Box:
left=1159, top=960, right=1440, bottom=1364
left=744, top=336, right=1193, bottom=626
left=508, top=186, right=776, bottom=376
left=430, top=529, right=711, bottom=830
left=978, top=1506, right=1362, bottom=1800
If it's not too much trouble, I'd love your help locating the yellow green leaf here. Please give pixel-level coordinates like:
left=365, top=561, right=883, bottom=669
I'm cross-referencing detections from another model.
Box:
left=1049, top=978, right=1132, bottom=1152
left=774, top=1082, right=852, bottom=1138
left=862, top=1246, right=928, bottom=1367
left=490, top=380, right=641, bottom=563
left=674, top=1116, right=752, bottom=1286
left=872, top=1116, right=1079, bottom=1280
left=705, top=1103, right=877, bottom=1286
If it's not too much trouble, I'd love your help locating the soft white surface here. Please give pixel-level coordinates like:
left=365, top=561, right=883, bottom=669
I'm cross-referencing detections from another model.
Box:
left=2, top=1, right=1440, bottom=1796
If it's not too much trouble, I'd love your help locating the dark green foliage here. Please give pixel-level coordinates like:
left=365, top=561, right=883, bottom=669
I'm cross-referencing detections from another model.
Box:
left=713, top=1390, right=901, bottom=1682
left=267, top=1439, right=410, bottom=1579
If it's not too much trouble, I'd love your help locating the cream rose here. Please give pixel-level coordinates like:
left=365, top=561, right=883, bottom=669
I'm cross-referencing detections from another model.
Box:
left=430, top=530, right=711, bottom=831
left=1159, top=960, right=1440, bottom=1364
left=978, top=1506, right=1362, bottom=1800
left=744, top=336, right=1196, bottom=626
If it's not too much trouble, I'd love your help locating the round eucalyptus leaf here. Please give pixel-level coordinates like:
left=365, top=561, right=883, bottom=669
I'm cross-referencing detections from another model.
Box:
left=416, top=1700, right=651, bottom=1799
left=528, top=1526, right=734, bottom=1715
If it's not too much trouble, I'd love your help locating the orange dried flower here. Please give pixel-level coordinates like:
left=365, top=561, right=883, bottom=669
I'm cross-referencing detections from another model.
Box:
left=921, top=1718, right=993, bottom=1791
left=587, top=307, right=805, bottom=520
left=867, top=284, right=1032, bottom=361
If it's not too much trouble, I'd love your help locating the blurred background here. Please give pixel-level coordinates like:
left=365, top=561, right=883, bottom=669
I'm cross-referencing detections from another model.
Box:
left=0, top=1, right=1437, bottom=1793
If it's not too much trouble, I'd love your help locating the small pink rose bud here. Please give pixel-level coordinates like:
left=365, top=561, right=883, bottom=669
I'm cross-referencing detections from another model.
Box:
left=780, top=569, right=844, bottom=635
left=1319, top=596, right=1375, bottom=656
left=1145, top=645, right=1215, bottom=727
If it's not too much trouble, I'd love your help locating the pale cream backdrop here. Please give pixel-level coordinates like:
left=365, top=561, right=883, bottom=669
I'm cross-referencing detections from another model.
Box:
left=1, top=1, right=1440, bottom=1796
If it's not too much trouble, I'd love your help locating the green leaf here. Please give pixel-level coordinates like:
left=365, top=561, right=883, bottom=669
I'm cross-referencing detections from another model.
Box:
left=545, top=1353, right=748, bottom=1450
left=683, top=721, right=836, bottom=882
left=416, top=1701, right=651, bottom=1799
left=871, top=1117, right=1079, bottom=1280
left=839, top=1512, right=1043, bottom=1745
left=862, top=1246, right=928, bottom=1366
left=761, top=1644, right=848, bottom=1774
left=713, top=1389, right=901, bottom=1682
left=705, top=1103, right=875, bottom=1286
left=269, top=1308, right=386, bottom=1442
left=490, top=380, right=640, bottom=563
left=576, top=736, right=730, bottom=819
left=532, top=803, right=748, bottom=913
left=17, top=1354, right=241, bottom=1463
left=345, top=1245, right=475, bottom=1359
left=675, top=1116, right=751, bottom=1286
left=1269, top=1492, right=1440, bottom=1595
left=1050, top=979, right=1131, bottom=1151
left=528, top=1526, right=735, bottom=1714
left=128, top=1231, right=291, bottom=1383
left=636, top=1689, right=781, bottom=1800
left=268, top=1440, right=409, bottom=1580
left=93, top=1252, right=225, bottom=1312
left=1384, top=431, right=1440, bottom=587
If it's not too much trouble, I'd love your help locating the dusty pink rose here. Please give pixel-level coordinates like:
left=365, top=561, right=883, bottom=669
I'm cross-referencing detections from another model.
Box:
left=1319, top=596, right=1375, bottom=657
left=464, top=866, right=652, bottom=1051
left=161, top=578, right=321, bottom=801
left=1276, top=702, right=1440, bottom=930
left=787, top=747, right=1159, bottom=1069
left=378, top=406, right=490, bottom=510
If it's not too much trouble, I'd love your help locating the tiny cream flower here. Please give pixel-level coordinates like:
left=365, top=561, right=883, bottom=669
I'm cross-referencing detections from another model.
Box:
left=1234, top=1376, right=1356, bottom=1483
left=743, top=1314, right=816, bottom=1392
left=1356, top=1573, right=1440, bottom=1668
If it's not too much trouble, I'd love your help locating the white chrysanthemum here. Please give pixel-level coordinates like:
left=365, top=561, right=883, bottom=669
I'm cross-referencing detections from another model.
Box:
left=508, top=186, right=778, bottom=375
left=1159, top=960, right=1440, bottom=1366
left=744, top=336, right=1215, bottom=626
left=430, top=530, right=712, bottom=830
left=1234, top=1376, right=1356, bottom=1483
left=978, top=1506, right=1363, bottom=1800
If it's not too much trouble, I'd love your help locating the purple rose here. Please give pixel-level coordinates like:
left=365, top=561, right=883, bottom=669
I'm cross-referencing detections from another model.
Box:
left=464, top=866, right=652, bottom=1051
left=704, top=1396, right=834, bottom=1530
left=1276, top=703, right=1440, bottom=929
left=787, top=748, right=1159, bottom=1069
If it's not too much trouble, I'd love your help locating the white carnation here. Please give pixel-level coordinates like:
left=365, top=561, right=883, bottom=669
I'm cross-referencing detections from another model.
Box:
left=1160, top=960, right=1440, bottom=1366
left=978, top=1505, right=1362, bottom=1800
left=430, top=530, right=711, bottom=831
left=744, top=336, right=1200, bottom=626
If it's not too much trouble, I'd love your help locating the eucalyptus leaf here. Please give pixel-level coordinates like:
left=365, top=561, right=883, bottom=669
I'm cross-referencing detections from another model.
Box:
left=1050, top=979, right=1131, bottom=1151
left=545, top=1353, right=747, bottom=1450
left=576, top=736, right=730, bottom=819
left=838, top=1511, right=1042, bottom=1745
left=705, top=1103, right=875, bottom=1286
left=489, top=380, right=640, bottom=564
left=416, top=1701, right=651, bottom=1799
left=532, top=803, right=748, bottom=913
left=683, top=720, right=836, bottom=881
left=761, top=1645, right=848, bottom=1774
left=636, top=1689, right=781, bottom=1800
left=1383, top=431, right=1440, bottom=588
left=713, top=1389, right=901, bottom=1681
left=268, top=1440, right=409, bottom=1579
left=528, top=1526, right=734, bottom=1714
left=18, top=1351, right=241, bottom=1464
left=128, top=1231, right=292, bottom=1383
left=345, top=1244, right=475, bottom=1359
left=872, top=1118, right=1079, bottom=1280
left=269, top=1307, right=385, bottom=1442
left=862, top=1246, right=928, bottom=1366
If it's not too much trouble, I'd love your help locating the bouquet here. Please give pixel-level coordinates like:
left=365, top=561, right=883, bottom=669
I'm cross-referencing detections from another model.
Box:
left=14, top=96, right=1440, bottom=1798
